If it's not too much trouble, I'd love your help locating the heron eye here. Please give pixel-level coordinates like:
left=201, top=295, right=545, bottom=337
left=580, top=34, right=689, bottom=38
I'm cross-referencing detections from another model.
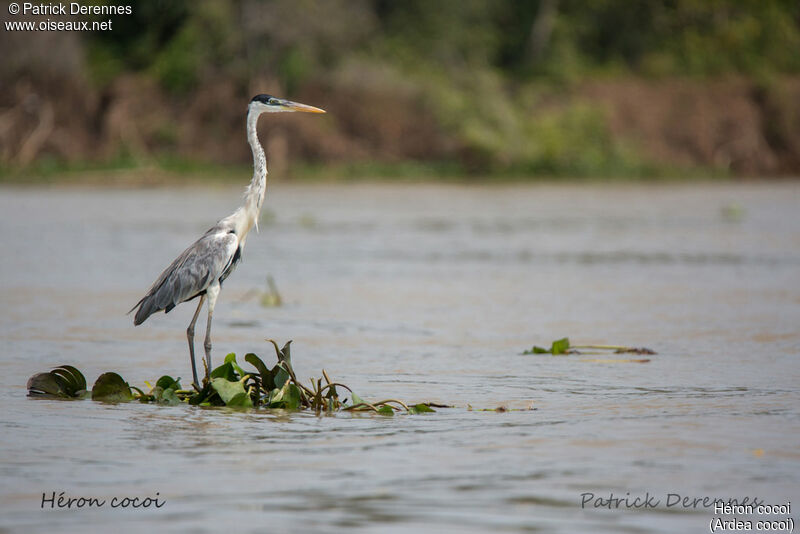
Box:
left=269, top=98, right=279, bottom=105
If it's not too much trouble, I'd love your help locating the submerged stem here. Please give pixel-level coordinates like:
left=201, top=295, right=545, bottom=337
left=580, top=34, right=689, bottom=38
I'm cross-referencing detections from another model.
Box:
left=372, top=399, right=410, bottom=411
left=343, top=402, right=380, bottom=413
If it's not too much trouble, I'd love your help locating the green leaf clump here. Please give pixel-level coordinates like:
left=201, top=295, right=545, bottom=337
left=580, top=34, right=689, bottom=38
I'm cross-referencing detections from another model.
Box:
left=523, top=338, right=656, bottom=357
left=27, top=365, right=88, bottom=398
left=27, top=340, right=438, bottom=416
left=211, top=376, right=253, bottom=408
left=267, top=381, right=301, bottom=410
left=524, top=337, right=571, bottom=355
left=91, top=372, right=134, bottom=403
left=141, top=375, right=182, bottom=405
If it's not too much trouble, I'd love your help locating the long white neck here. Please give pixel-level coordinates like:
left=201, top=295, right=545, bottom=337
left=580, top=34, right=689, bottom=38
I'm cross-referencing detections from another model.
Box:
left=227, top=106, right=267, bottom=242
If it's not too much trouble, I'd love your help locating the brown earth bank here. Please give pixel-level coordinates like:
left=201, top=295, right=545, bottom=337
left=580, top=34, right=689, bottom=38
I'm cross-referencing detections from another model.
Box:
left=580, top=78, right=800, bottom=176
left=2, top=72, right=799, bottom=176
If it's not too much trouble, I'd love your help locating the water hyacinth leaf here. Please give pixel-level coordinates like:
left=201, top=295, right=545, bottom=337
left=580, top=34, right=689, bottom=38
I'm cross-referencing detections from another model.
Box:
left=210, top=377, right=252, bottom=407
left=61, top=365, right=87, bottom=390
left=50, top=372, right=72, bottom=394
left=148, top=386, right=163, bottom=401
left=224, top=353, right=248, bottom=378
left=410, top=403, right=436, bottom=414
left=149, top=379, right=182, bottom=404
left=53, top=365, right=87, bottom=392
left=210, top=361, right=237, bottom=382
left=48, top=369, right=77, bottom=393
left=160, top=387, right=181, bottom=405
left=377, top=405, right=394, bottom=416
left=91, top=372, right=134, bottom=402
left=155, top=375, right=181, bottom=392
left=282, top=383, right=302, bottom=410
left=244, top=353, right=268, bottom=376
left=266, top=340, right=296, bottom=389
left=226, top=392, right=253, bottom=408
left=350, top=392, right=365, bottom=406
left=28, top=365, right=89, bottom=398
left=524, top=337, right=571, bottom=355
left=244, top=353, right=274, bottom=389
left=27, top=372, right=68, bottom=397
left=284, top=383, right=301, bottom=410
left=551, top=338, right=570, bottom=355
left=146, top=386, right=180, bottom=405
left=269, top=382, right=301, bottom=410
left=279, top=341, right=292, bottom=366
left=269, top=339, right=294, bottom=373
left=273, top=364, right=290, bottom=389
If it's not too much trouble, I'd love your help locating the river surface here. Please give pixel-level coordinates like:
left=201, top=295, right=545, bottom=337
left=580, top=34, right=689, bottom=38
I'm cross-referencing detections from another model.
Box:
left=1, top=182, right=798, bottom=533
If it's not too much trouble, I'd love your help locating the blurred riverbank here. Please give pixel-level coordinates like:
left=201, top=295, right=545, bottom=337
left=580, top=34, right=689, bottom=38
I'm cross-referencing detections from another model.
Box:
left=3, top=75, right=800, bottom=182
left=3, top=2, right=800, bottom=180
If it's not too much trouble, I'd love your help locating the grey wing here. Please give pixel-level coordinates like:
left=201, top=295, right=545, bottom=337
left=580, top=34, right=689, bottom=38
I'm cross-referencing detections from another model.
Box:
left=130, top=229, right=239, bottom=325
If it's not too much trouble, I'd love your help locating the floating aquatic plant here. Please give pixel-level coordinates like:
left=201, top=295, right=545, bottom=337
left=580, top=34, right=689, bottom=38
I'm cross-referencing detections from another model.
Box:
left=523, top=337, right=655, bottom=361
left=239, top=275, right=283, bottom=308
left=26, top=340, right=437, bottom=415
left=260, top=275, right=283, bottom=307
left=525, top=337, right=572, bottom=355
left=91, top=372, right=135, bottom=402
left=27, top=365, right=88, bottom=399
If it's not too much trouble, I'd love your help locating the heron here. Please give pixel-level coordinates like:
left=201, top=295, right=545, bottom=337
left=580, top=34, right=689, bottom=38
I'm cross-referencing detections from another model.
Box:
left=129, top=94, right=325, bottom=388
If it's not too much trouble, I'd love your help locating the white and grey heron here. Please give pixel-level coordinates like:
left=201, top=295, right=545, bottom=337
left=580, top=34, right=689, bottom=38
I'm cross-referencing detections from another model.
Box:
left=129, top=94, right=325, bottom=388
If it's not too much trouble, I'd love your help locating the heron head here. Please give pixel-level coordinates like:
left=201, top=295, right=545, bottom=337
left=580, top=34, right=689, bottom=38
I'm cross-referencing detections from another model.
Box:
left=249, top=94, right=326, bottom=114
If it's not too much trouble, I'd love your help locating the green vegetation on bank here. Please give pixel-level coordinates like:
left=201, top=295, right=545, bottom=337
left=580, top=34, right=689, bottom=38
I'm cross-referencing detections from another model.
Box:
left=3, top=0, right=799, bottom=179
left=0, top=156, right=727, bottom=185
left=85, top=1, right=800, bottom=90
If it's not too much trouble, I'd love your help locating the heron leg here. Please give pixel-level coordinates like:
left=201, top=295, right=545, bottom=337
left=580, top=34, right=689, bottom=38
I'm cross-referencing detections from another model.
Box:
left=187, top=295, right=206, bottom=388
left=203, top=283, right=221, bottom=379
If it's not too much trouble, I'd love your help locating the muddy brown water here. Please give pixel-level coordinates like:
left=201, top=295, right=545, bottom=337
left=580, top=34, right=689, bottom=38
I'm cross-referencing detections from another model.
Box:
left=1, top=182, right=798, bottom=533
